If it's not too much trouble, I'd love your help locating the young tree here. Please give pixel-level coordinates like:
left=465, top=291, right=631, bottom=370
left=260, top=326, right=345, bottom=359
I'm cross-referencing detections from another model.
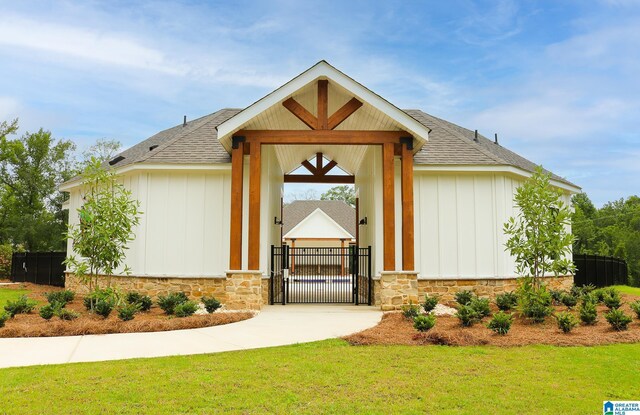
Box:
left=321, top=185, right=356, bottom=206
left=81, top=138, right=122, bottom=165
left=504, top=166, right=575, bottom=287
left=64, top=158, right=141, bottom=302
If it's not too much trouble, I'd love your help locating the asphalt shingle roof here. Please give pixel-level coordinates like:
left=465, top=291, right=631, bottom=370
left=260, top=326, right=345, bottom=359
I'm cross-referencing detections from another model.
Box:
left=283, top=200, right=356, bottom=237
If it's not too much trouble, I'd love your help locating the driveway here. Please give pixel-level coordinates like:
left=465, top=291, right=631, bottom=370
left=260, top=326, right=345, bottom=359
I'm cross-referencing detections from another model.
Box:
left=0, top=305, right=381, bottom=369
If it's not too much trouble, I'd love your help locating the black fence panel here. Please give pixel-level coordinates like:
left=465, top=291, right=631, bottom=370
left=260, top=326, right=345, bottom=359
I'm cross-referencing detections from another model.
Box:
left=573, top=254, right=628, bottom=287
left=10, top=252, right=66, bottom=287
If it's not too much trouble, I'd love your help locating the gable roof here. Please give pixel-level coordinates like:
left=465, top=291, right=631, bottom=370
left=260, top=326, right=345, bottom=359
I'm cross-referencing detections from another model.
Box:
left=283, top=200, right=356, bottom=237
left=284, top=207, right=354, bottom=240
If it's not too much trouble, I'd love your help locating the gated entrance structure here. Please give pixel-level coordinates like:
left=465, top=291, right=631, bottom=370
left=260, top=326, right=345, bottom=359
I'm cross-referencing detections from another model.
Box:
left=271, top=245, right=371, bottom=305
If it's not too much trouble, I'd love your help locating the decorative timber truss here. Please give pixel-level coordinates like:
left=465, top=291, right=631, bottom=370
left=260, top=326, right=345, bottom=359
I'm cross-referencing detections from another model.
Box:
left=284, top=152, right=353, bottom=184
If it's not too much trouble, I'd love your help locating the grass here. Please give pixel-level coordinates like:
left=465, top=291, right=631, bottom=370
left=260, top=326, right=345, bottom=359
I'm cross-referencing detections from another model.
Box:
left=611, top=285, right=640, bottom=296
left=0, top=287, right=29, bottom=310
left=1, top=340, right=639, bottom=414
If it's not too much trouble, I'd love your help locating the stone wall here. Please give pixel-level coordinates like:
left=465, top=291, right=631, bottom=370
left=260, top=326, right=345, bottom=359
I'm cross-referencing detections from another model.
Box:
left=416, top=275, right=574, bottom=305
left=377, top=272, right=419, bottom=311
left=224, top=271, right=263, bottom=310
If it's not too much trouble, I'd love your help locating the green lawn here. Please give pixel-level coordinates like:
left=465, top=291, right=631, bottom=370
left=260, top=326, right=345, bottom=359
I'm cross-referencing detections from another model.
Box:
left=612, top=285, right=640, bottom=296
left=0, top=287, right=29, bottom=310
left=1, top=340, right=638, bottom=414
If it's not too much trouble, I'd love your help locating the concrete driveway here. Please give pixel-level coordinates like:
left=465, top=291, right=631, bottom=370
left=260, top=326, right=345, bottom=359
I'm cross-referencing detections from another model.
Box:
left=0, top=305, right=381, bottom=369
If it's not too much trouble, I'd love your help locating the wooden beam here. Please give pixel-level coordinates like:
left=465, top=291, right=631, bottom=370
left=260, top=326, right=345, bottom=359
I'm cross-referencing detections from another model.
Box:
left=316, top=152, right=323, bottom=171
left=319, top=160, right=338, bottom=175
left=382, top=142, right=395, bottom=271
left=301, top=159, right=318, bottom=175
left=284, top=174, right=354, bottom=184
left=238, top=130, right=408, bottom=145
left=317, top=80, right=328, bottom=129
left=248, top=142, right=261, bottom=270
left=401, top=143, right=415, bottom=271
left=229, top=140, right=244, bottom=269
left=282, top=97, right=317, bottom=130
left=328, top=98, right=363, bottom=130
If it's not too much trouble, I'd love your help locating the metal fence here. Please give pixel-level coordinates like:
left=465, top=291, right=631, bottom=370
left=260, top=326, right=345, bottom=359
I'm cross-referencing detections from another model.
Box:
left=573, top=254, right=628, bottom=287
left=10, top=252, right=66, bottom=287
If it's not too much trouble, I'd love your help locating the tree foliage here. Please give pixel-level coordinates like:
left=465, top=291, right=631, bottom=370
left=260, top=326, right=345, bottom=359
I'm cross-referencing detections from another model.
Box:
left=572, top=193, right=640, bottom=285
left=320, top=185, right=356, bottom=206
left=64, top=158, right=141, bottom=295
left=81, top=138, right=122, bottom=166
left=503, top=166, right=575, bottom=287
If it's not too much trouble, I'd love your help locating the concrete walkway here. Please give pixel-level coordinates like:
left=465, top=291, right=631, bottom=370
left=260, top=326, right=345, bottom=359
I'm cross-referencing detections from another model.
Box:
left=0, top=305, right=381, bottom=369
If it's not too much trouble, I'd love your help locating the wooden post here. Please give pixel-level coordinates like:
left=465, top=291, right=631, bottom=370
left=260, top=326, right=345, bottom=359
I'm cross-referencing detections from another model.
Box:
left=401, top=141, right=415, bottom=271
left=317, top=80, right=328, bottom=129
left=248, top=142, right=261, bottom=270
left=229, top=137, right=244, bottom=269
left=382, top=142, right=395, bottom=271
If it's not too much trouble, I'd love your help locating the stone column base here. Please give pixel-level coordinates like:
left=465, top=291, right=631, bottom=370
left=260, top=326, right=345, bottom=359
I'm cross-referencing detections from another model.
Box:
left=224, top=271, right=264, bottom=311
left=378, top=271, right=419, bottom=311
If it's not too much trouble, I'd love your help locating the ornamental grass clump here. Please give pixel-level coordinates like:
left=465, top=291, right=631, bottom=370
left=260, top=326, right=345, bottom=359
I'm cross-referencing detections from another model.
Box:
left=202, top=296, right=222, bottom=313
left=401, top=301, right=420, bottom=320
left=605, top=309, right=632, bottom=331
left=422, top=294, right=439, bottom=313
left=487, top=311, right=513, bottom=335
left=413, top=314, right=436, bottom=332
left=555, top=311, right=579, bottom=333
left=495, top=292, right=518, bottom=311
left=454, top=290, right=474, bottom=306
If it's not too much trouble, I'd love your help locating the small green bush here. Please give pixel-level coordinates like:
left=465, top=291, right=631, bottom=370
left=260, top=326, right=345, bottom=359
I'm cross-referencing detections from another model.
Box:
left=174, top=301, right=199, bottom=318
left=4, top=295, right=37, bottom=317
left=93, top=299, right=114, bottom=318
left=39, top=304, right=56, bottom=320
left=157, top=292, right=189, bottom=315
left=401, top=301, right=420, bottom=320
left=454, top=290, right=475, bottom=306
left=202, top=296, right=222, bottom=313
left=44, top=290, right=75, bottom=307
left=592, top=288, right=606, bottom=304
left=495, top=292, right=518, bottom=311
left=560, top=293, right=578, bottom=309
left=84, top=287, right=120, bottom=311
left=455, top=305, right=481, bottom=327
left=57, top=308, right=79, bottom=321
left=549, top=289, right=565, bottom=305
left=0, top=312, right=9, bottom=328
left=125, top=292, right=152, bottom=312
left=487, top=311, right=513, bottom=335
left=605, top=308, right=632, bottom=331
left=117, top=303, right=140, bottom=321
left=422, top=294, right=439, bottom=313
left=518, top=286, right=553, bottom=324
left=556, top=311, right=579, bottom=333
left=630, top=301, right=640, bottom=319
left=413, top=314, right=436, bottom=332
left=603, top=292, right=622, bottom=310
left=578, top=300, right=598, bottom=325
left=469, top=297, right=491, bottom=318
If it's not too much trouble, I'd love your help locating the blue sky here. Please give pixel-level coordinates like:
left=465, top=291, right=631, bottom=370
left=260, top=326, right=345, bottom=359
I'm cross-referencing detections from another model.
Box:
left=0, top=0, right=638, bottom=206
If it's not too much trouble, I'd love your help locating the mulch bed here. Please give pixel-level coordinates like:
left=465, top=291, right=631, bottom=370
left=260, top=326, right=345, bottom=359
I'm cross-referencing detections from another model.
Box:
left=1, top=283, right=253, bottom=338
left=344, top=294, right=640, bottom=347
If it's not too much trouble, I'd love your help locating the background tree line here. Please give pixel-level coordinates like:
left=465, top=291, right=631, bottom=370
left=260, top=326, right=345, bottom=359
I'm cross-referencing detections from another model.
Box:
left=572, top=193, right=640, bottom=286
left=0, top=119, right=120, bottom=276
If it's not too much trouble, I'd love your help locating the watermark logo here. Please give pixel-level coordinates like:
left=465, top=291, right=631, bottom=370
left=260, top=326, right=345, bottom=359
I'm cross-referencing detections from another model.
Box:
left=604, top=401, right=640, bottom=415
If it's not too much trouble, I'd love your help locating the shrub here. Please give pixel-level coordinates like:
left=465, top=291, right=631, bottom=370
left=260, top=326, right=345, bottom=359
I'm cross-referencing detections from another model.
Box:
left=455, top=305, right=481, bottom=327
left=157, top=292, right=189, bottom=315
left=549, top=289, right=564, bottom=305
left=44, top=290, right=75, bottom=307
left=413, top=314, right=436, bottom=332
left=125, top=292, right=152, bottom=312
left=84, top=287, right=120, bottom=311
left=93, top=299, right=114, bottom=318
left=495, top=292, right=518, bottom=311
left=556, top=311, right=579, bottom=333
left=469, top=297, right=491, bottom=318
left=592, top=288, right=606, bottom=304
left=518, top=281, right=553, bottom=324
left=454, top=290, right=475, bottom=306
left=401, top=301, right=420, bottom=320
left=603, top=291, right=622, bottom=310
left=4, top=295, right=37, bottom=317
left=117, top=303, right=140, bottom=321
left=605, top=309, right=633, bottom=331
left=578, top=300, right=598, bottom=325
left=560, top=293, right=578, bottom=309
left=422, top=294, right=439, bottom=313
left=57, top=308, right=79, bottom=321
left=202, top=296, right=222, bottom=313
left=39, top=304, right=56, bottom=320
left=630, top=301, right=640, bottom=319
left=174, top=301, right=199, bottom=318
left=0, top=312, right=8, bottom=328
left=487, top=311, right=513, bottom=335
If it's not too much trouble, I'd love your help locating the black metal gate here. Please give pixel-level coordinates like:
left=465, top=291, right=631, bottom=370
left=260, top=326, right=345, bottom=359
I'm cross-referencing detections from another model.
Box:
left=270, top=245, right=371, bottom=305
